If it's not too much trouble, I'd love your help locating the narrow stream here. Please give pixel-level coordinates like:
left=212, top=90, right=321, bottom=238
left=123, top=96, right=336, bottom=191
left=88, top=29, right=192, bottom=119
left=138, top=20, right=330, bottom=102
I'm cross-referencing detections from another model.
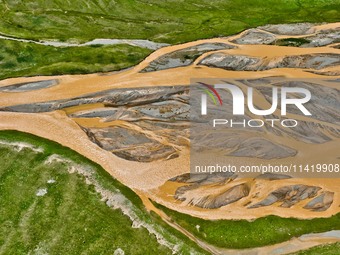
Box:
left=0, top=34, right=169, bottom=50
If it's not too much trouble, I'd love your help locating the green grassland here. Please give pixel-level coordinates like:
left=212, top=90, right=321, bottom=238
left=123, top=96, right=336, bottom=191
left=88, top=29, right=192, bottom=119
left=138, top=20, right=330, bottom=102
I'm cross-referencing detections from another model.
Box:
left=274, top=37, right=311, bottom=47
left=0, top=0, right=339, bottom=79
left=0, top=0, right=339, bottom=44
left=1, top=1, right=340, bottom=253
left=0, top=39, right=151, bottom=80
left=0, top=131, right=339, bottom=254
left=0, top=130, right=207, bottom=255
left=290, top=242, right=340, bottom=255
left=154, top=202, right=340, bottom=249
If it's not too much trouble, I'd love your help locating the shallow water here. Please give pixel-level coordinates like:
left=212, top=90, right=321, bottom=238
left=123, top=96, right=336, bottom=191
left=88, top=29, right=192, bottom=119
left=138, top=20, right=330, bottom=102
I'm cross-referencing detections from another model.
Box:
left=0, top=34, right=169, bottom=50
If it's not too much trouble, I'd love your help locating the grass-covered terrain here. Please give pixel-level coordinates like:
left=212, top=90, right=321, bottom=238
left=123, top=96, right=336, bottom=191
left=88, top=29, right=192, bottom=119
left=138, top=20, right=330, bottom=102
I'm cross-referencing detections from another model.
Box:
left=0, top=129, right=339, bottom=254
left=290, top=242, right=340, bottom=255
left=0, top=39, right=151, bottom=80
left=0, top=130, right=208, bottom=255
left=274, top=37, right=311, bottom=47
left=0, top=0, right=339, bottom=79
left=155, top=202, right=340, bottom=249
left=0, top=0, right=339, bottom=44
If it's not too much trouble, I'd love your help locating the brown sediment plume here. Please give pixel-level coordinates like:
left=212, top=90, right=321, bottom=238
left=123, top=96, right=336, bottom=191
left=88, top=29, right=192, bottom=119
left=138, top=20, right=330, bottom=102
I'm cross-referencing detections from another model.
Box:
left=0, top=110, right=339, bottom=220
left=0, top=23, right=339, bottom=107
left=0, top=111, right=188, bottom=190
left=152, top=177, right=340, bottom=220
left=0, top=22, right=339, bottom=222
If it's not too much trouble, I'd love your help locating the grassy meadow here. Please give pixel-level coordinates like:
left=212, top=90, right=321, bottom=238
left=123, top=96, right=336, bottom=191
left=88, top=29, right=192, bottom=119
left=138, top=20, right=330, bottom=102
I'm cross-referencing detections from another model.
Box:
left=0, top=130, right=207, bottom=255
left=0, top=0, right=339, bottom=44
left=0, top=0, right=339, bottom=79
left=154, top=203, right=340, bottom=249
left=0, top=40, right=151, bottom=80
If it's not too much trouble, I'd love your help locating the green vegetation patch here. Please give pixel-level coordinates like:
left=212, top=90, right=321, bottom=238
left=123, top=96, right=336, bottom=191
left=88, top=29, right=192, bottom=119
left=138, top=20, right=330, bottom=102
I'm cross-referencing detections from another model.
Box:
left=0, top=130, right=207, bottom=255
left=274, top=37, right=311, bottom=47
left=154, top=202, right=340, bottom=249
left=0, top=39, right=151, bottom=80
left=0, top=1, right=339, bottom=79
left=0, top=0, right=339, bottom=44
